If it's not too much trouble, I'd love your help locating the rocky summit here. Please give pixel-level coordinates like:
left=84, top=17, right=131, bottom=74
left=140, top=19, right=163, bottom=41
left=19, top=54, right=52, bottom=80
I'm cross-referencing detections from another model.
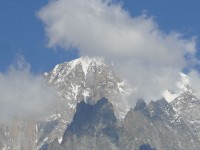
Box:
left=1, top=56, right=200, bottom=150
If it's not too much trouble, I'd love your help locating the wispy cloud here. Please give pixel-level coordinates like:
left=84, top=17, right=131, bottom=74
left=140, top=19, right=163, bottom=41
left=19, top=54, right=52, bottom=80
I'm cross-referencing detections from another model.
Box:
left=0, top=57, right=57, bottom=122
left=38, top=0, right=198, bottom=104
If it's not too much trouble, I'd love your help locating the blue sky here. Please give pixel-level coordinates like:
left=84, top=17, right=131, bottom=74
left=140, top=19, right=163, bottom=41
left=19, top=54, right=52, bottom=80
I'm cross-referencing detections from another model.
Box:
left=0, top=0, right=200, bottom=73
left=0, top=0, right=78, bottom=73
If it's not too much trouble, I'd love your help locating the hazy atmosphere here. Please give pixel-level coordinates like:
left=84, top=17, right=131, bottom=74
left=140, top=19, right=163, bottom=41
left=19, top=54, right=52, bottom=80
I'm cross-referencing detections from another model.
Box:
left=0, top=56, right=57, bottom=122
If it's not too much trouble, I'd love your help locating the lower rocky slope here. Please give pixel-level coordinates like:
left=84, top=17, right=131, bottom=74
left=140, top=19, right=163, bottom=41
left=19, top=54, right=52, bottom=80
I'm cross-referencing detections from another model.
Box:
left=44, top=98, right=200, bottom=150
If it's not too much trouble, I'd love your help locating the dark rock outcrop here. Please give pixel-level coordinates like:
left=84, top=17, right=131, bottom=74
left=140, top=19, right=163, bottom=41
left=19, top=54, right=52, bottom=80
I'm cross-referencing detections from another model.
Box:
left=48, top=98, right=122, bottom=150
left=124, top=98, right=200, bottom=150
left=47, top=97, right=200, bottom=150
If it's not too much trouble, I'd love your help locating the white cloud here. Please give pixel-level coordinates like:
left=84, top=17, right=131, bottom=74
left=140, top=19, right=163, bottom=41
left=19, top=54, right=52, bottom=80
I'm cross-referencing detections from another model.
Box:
left=0, top=57, right=57, bottom=122
left=188, top=70, right=200, bottom=97
left=38, top=0, right=197, bottom=104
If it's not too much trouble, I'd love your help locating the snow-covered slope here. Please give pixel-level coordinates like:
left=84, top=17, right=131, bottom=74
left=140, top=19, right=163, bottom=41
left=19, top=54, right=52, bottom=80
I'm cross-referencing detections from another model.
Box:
left=171, top=91, right=200, bottom=139
left=44, top=56, right=130, bottom=117
left=163, top=73, right=192, bottom=102
left=166, top=73, right=200, bottom=140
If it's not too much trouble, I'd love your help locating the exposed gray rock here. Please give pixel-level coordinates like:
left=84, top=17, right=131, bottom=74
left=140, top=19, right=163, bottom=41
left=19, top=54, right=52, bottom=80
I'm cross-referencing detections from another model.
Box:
left=47, top=97, right=200, bottom=150
left=124, top=98, right=200, bottom=150
left=134, top=99, right=146, bottom=111
left=171, top=91, right=200, bottom=140
left=47, top=98, right=122, bottom=150
left=0, top=120, right=38, bottom=150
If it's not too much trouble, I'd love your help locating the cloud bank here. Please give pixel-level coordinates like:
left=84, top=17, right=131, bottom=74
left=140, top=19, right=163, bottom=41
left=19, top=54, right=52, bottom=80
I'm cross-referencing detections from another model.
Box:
left=38, top=0, right=198, bottom=103
left=0, top=57, right=57, bottom=122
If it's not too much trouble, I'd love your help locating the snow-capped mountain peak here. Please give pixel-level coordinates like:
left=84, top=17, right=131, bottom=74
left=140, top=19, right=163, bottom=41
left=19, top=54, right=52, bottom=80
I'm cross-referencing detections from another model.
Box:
left=40, top=56, right=131, bottom=147
left=163, top=72, right=192, bottom=102
left=45, top=56, right=106, bottom=84
left=168, top=73, right=200, bottom=140
left=44, top=56, right=129, bottom=103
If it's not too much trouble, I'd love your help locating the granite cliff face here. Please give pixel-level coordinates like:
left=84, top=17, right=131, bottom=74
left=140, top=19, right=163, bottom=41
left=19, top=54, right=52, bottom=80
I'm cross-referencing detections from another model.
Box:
left=47, top=98, right=120, bottom=150
left=124, top=99, right=200, bottom=150
left=45, top=98, right=200, bottom=150
left=171, top=91, right=200, bottom=140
